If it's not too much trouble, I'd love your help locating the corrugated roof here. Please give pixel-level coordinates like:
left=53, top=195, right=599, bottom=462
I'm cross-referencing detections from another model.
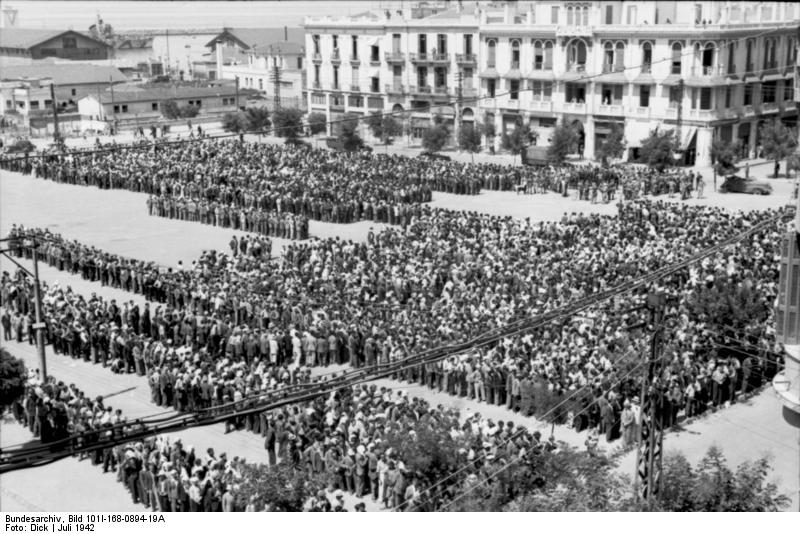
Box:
left=93, top=85, right=238, bottom=104
left=0, top=28, right=110, bottom=50
left=205, top=27, right=304, bottom=50
left=0, top=63, right=127, bottom=85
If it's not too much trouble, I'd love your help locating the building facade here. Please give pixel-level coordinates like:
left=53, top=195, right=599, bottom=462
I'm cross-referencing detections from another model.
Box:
left=0, top=29, right=112, bottom=67
left=305, top=1, right=800, bottom=166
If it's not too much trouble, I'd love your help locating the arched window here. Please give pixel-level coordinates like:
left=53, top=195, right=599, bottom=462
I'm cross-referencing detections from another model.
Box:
left=567, top=5, right=574, bottom=25
left=702, top=42, right=715, bottom=73
left=510, top=39, right=520, bottom=68
left=567, top=39, right=587, bottom=71
left=615, top=42, right=625, bottom=69
left=745, top=39, right=753, bottom=71
left=642, top=42, right=652, bottom=72
left=544, top=40, right=553, bottom=69
left=487, top=39, right=496, bottom=67
left=671, top=42, right=682, bottom=74
left=582, top=6, right=589, bottom=25
left=533, top=40, right=543, bottom=69
left=604, top=42, right=614, bottom=69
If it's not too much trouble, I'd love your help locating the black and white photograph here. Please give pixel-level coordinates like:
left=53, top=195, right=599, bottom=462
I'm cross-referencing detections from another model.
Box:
left=0, top=0, right=799, bottom=523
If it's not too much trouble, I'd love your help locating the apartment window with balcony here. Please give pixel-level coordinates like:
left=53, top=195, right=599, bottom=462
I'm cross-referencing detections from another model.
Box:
left=668, top=86, right=681, bottom=108
left=784, top=79, right=794, bottom=101
left=743, top=84, right=753, bottom=106
left=671, top=42, right=682, bottom=74
left=313, top=35, right=320, bottom=54
left=533, top=40, right=553, bottom=70
left=551, top=6, right=559, bottom=24
left=641, top=42, right=652, bottom=72
left=509, top=79, right=519, bottom=100
left=639, top=86, right=651, bottom=107
left=348, top=95, right=363, bottom=107
left=311, top=94, right=325, bottom=105
left=601, top=84, right=623, bottom=105
left=694, top=87, right=712, bottom=109
left=392, top=34, right=401, bottom=53
left=437, top=34, right=447, bottom=54
left=700, top=43, right=715, bottom=74
left=745, top=40, right=753, bottom=74
left=314, top=65, right=320, bottom=85
left=565, top=83, right=585, bottom=103
left=464, top=34, right=473, bottom=56
left=371, top=77, right=380, bottom=93
left=333, top=66, right=339, bottom=89
left=727, top=42, right=736, bottom=74
left=417, top=66, right=427, bottom=88
left=529, top=81, right=552, bottom=101
left=463, top=68, right=473, bottom=88
left=605, top=5, right=613, bottom=24
left=762, top=81, right=776, bottom=103
left=419, top=34, right=427, bottom=55
left=352, top=66, right=359, bottom=87
left=567, top=5, right=574, bottom=25
left=487, top=78, right=496, bottom=98
left=487, top=39, right=496, bottom=68
left=786, top=38, right=796, bottom=68
left=434, top=67, right=446, bottom=88
left=371, top=45, right=379, bottom=62
left=725, top=86, right=732, bottom=108
left=351, top=36, right=358, bottom=60
left=332, top=35, right=339, bottom=50
left=603, top=41, right=624, bottom=71
left=510, top=40, right=520, bottom=68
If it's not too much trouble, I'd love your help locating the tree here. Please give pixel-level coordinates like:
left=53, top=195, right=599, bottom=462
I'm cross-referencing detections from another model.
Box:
left=271, top=107, right=304, bottom=138
left=381, top=115, right=402, bottom=144
left=307, top=112, right=327, bottom=136
left=337, top=113, right=364, bottom=151
left=0, top=349, right=26, bottom=414
left=222, top=112, right=248, bottom=133
left=236, top=462, right=323, bottom=511
left=639, top=128, right=679, bottom=171
left=711, top=138, right=741, bottom=177
left=787, top=151, right=800, bottom=179
left=482, top=119, right=496, bottom=140
left=501, top=117, right=536, bottom=164
left=759, top=119, right=798, bottom=178
left=596, top=123, right=627, bottom=165
left=422, top=114, right=449, bottom=153
left=159, top=100, right=198, bottom=120
left=546, top=122, right=579, bottom=164
left=459, top=122, right=483, bottom=162
left=244, top=107, right=270, bottom=132
left=7, top=139, right=35, bottom=153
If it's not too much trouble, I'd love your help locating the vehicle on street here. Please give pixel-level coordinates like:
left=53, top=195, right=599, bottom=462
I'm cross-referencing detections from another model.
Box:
left=719, top=175, right=773, bottom=195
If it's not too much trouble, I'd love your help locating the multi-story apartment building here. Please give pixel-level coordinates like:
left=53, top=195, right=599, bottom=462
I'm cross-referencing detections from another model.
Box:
left=305, top=1, right=799, bottom=167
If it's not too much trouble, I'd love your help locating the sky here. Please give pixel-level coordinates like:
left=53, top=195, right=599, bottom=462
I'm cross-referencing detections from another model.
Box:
left=3, top=1, right=407, bottom=30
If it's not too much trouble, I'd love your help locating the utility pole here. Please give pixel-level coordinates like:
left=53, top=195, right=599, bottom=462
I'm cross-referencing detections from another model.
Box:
left=234, top=75, right=240, bottom=110
left=49, top=83, right=60, bottom=146
left=31, top=241, right=48, bottom=382
left=165, top=28, right=171, bottom=78
left=676, top=78, right=685, bottom=162
left=455, top=69, right=463, bottom=147
left=270, top=46, right=283, bottom=111
left=109, top=75, right=117, bottom=134
left=634, top=292, right=666, bottom=507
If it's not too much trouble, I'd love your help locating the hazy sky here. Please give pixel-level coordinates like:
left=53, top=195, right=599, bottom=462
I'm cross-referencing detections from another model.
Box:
left=6, top=1, right=407, bottom=30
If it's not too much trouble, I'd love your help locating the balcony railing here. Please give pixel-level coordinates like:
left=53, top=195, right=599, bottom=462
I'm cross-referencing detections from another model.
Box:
left=312, top=52, right=322, bottom=62
left=641, top=63, right=652, bottom=74
left=533, top=62, right=554, bottom=71
left=331, top=49, right=341, bottom=63
left=762, top=101, right=779, bottom=113
left=630, top=106, right=650, bottom=118
left=598, top=103, right=623, bottom=115
left=369, top=85, right=381, bottom=94
left=410, top=52, right=450, bottom=64
left=385, top=84, right=405, bottom=94
left=456, top=53, right=477, bottom=64
left=312, top=81, right=321, bottom=89
left=369, top=56, right=381, bottom=66
left=566, top=63, right=587, bottom=73
left=602, top=63, right=624, bottom=74
left=433, top=86, right=448, bottom=95
left=349, top=84, right=361, bottom=92
left=385, top=51, right=405, bottom=63
left=690, top=65, right=724, bottom=76
left=527, top=100, right=552, bottom=112
left=560, top=101, right=586, bottom=113
left=687, top=108, right=714, bottom=120
left=743, top=104, right=755, bottom=115
left=510, top=60, right=520, bottom=70
left=462, top=87, right=477, bottom=97
left=410, top=84, right=432, bottom=94
left=663, top=107, right=678, bottom=119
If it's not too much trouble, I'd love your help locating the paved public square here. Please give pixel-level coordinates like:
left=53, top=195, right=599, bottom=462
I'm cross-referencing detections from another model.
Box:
left=1, top=155, right=798, bottom=511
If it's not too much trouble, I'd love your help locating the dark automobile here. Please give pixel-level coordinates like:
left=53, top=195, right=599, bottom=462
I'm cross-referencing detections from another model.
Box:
left=418, top=152, right=451, bottom=162
left=719, top=175, right=772, bottom=195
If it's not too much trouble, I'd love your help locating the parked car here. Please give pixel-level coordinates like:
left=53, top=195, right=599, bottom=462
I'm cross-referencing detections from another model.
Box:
left=418, top=152, right=451, bottom=162
left=719, top=175, right=773, bottom=195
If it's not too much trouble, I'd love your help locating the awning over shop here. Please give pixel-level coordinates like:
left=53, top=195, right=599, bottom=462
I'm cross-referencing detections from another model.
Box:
left=762, top=73, right=787, bottom=82
left=595, top=72, right=629, bottom=84
left=480, top=68, right=499, bottom=78
left=680, top=126, right=697, bottom=150
left=661, top=74, right=682, bottom=86
left=526, top=70, right=555, bottom=81
left=632, top=73, right=655, bottom=85
left=503, top=68, right=521, bottom=79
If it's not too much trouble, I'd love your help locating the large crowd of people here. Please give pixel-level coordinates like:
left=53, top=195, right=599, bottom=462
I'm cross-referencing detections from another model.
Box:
left=5, top=195, right=785, bottom=444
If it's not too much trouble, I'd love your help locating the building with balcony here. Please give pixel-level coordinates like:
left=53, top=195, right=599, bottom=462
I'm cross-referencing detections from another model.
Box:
left=306, top=1, right=799, bottom=165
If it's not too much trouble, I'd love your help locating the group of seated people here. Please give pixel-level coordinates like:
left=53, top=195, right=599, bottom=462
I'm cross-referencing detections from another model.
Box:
left=4, top=196, right=785, bottom=445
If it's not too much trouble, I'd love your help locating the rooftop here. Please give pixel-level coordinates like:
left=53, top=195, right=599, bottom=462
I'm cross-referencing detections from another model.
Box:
left=88, top=84, right=238, bottom=104
left=0, top=64, right=127, bottom=86
left=0, top=28, right=111, bottom=50
left=205, top=27, right=304, bottom=50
